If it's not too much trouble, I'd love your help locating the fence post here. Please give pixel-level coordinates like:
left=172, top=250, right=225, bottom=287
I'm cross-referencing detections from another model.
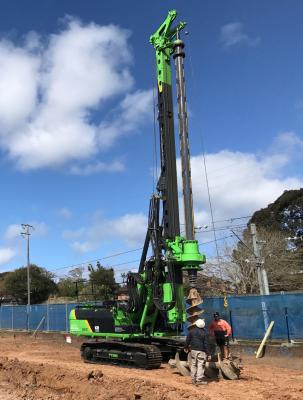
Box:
left=46, top=304, right=50, bottom=331
left=229, top=310, right=235, bottom=341
left=28, top=305, right=31, bottom=331
left=284, top=307, right=291, bottom=343
left=11, top=306, right=14, bottom=330
left=65, top=303, right=68, bottom=332
left=261, top=301, right=269, bottom=331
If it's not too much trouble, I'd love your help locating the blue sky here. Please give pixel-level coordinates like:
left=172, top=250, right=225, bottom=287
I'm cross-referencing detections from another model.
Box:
left=0, top=0, right=302, bottom=281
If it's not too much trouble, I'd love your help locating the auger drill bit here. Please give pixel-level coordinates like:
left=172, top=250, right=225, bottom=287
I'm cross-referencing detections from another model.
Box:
left=186, top=287, right=204, bottom=328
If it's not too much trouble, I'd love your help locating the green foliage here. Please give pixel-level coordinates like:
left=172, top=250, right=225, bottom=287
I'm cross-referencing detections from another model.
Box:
left=232, top=189, right=303, bottom=293
left=56, top=264, right=117, bottom=301
left=88, top=262, right=117, bottom=300
left=4, top=264, right=57, bottom=304
left=57, top=277, right=77, bottom=298
left=57, top=267, right=85, bottom=299
left=251, top=189, right=302, bottom=234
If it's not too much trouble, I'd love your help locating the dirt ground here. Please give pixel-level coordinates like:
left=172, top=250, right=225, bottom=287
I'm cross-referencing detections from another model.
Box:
left=0, top=333, right=301, bottom=400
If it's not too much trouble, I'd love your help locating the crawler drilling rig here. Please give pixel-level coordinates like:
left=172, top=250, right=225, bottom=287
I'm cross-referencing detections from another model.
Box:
left=69, top=10, right=240, bottom=380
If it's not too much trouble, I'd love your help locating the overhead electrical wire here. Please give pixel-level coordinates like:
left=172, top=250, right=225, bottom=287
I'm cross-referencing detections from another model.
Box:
left=195, top=223, right=248, bottom=234
left=48, top=247, right=144, bottom=273
left=49, top=234, right=234, bottom=276
left=180, top=215, right=251, bottom=227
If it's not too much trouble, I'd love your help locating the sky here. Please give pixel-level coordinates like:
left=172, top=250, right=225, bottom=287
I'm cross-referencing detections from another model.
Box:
left=0, top=0, right=302, bottom=282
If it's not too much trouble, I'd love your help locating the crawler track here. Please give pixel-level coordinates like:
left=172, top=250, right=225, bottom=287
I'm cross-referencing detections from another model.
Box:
left=81, top=340, right=163, bottom=369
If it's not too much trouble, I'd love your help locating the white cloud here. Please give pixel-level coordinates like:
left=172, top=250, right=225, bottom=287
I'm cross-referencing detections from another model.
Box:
left=98, top=89, right=153, bottom=149
left=220, top=22, right=260, bottom=48
left=0, top=41, right=39, bottom=130
left=71, top=241, right=96, bottom=254
left=188, top=132, right=303, bottom=228
left=30, top=222, right=49, bottom=237
left=58, top=207, right=72, bottom=220
left=5, top=222, right=48, bottom=240
left=65, top=212, right=146, bottom=254
left=62, top=228, right=85, bottom=240
left=0, top=247, right=16, bottom=265
left=63, top=132, right=303, bottom=256
left=4, top=224, right=21, bottom=241
left=110, top=213, right=147, bottom=247
left=0, top=18, right=152, bottom=172
left=270, top=131, right=303, bottom=157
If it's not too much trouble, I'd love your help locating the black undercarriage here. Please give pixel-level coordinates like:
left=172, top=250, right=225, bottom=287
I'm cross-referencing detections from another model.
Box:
left=81, top=337, right=187, bottom=369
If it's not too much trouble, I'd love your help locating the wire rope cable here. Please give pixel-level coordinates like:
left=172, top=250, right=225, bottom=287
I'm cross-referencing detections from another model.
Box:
left=186, top=34, right=224, bottom=281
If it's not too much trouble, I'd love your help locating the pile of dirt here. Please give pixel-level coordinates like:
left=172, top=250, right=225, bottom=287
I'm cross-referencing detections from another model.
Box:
left=0, top=356, right=207, bottom=400
left=0, top=333, right=302, bottom=400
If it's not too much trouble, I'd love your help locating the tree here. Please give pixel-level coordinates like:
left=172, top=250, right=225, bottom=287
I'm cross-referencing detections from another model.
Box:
left=68, top=266, right=84, bottom=281
left=4, top=265, right=57, bottom=304
left=219, top=189, right=303, bottom=293
left=222, top=247, right=259, bottom=294
left=88, top=262, right=117, bottom=300
left=226, top=226, right=303, bottom=293
left=181, top=258, right=235, bottom=297
left=254, top=227, right=302, bottom=292
left=226, top=233, right=260, bottom=294
left=57, top=267, right=85, bottom=299
left=251, top=189, right=303, bottom=265
left=249, top=189, right=303, bottom=291
left=57, top=277, right=77, bottom=298
left=0, top=272, right=10, bottom=303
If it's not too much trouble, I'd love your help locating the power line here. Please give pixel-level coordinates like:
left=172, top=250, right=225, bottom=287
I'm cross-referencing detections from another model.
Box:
left=47, top=215, right=250, bottom=274
left=195, top=224, right=247, bottom=234
left=180, top=215, right=251, bottom=227
left=102, top=236, right=234, bottom=272
left=48, top=247, right=143, bottom=273
left=51, top=234, right=234, bottom=277
left=200, top=235, right=233, bottom=246
left=210, top=215, right=251, bottom=224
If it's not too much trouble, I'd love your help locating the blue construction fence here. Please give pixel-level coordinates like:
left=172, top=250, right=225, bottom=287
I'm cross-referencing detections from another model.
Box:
left=0, top=303, right=77, bottom=332
left=202, top=292, right=303, bottom=340
left=0, top=292, right=302, bottom=340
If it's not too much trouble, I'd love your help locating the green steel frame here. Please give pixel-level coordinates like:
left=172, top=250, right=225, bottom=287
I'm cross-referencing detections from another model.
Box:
left=70, top=9, right=205, bottom=341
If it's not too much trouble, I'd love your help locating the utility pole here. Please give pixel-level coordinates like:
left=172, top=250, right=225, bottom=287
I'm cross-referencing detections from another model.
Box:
left=250, top=223, right=269, bottom=295
left=21, top=224, right=34, bottom=330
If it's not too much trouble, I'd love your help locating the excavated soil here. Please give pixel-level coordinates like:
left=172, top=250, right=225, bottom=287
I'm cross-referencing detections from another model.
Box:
left=0, top=333, right=301, bottom=400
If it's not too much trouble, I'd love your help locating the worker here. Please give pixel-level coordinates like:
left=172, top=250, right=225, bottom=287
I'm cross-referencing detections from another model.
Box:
left=185, top=319, right=211, bottom=385
left=208, top=312, right=232, bottom=360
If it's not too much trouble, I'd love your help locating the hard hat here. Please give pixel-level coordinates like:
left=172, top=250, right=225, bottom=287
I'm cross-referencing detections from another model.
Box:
left=195, top=319, right=205, bottom=328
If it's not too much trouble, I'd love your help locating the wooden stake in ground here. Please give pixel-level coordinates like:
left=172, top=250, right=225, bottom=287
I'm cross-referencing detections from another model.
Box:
left=255, top=321, right=275, bottom=358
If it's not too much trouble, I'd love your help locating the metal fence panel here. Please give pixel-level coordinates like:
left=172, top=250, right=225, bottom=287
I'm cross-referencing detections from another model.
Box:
left=203, top=292, right=303, bottom=340
left=283, top=293, right=303, bottom=339
left=29, top=305, right=47, bottom=331
left=48, top=304, right=67, bottom=331
left=0, top=293, right=302, bottom=340
left=13, top=306, right=28, bottom=330
left=1, top=306, right=13, bottom=329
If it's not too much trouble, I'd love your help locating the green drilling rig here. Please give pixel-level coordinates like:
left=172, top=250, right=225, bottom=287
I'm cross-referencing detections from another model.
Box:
left=69, top=10, right=240, bottom=380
